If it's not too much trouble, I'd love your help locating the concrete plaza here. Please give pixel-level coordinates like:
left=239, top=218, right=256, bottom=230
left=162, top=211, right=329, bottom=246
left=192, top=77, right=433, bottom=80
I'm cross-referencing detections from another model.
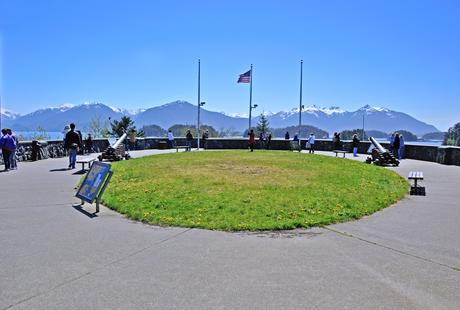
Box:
left=1, top=150, right=459, bottom=310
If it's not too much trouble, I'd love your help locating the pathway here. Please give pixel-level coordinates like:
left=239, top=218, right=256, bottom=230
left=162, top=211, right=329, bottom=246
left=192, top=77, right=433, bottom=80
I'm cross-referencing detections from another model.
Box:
left=1, top=150, right=459, bottom=310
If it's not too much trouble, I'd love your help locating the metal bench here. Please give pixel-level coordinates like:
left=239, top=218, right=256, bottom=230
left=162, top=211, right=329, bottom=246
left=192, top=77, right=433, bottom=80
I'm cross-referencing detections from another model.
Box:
left=175, top=145, right=191, bottom=152
left=408, top=171, right=425, bottom=196
left=333, top=150, right=347, bottom=158
left=76, top=157, right=96, bottom=172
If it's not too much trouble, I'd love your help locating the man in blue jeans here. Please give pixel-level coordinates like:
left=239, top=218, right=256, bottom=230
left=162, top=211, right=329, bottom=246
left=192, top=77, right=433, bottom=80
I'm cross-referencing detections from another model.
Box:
left=64, top=123, right=82, bottom=169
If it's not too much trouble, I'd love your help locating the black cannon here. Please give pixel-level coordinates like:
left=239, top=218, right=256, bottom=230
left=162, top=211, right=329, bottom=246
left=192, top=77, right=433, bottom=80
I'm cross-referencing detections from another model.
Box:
left=98, top=133, right=130, bottom=162
left=365, top=137, right=399, bottom=167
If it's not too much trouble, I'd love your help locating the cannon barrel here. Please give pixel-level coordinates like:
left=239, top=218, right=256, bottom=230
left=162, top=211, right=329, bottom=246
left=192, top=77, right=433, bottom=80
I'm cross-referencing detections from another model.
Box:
left=369, top=136, right=387, bottom=154
left=111, top=133, right=128, bottom=149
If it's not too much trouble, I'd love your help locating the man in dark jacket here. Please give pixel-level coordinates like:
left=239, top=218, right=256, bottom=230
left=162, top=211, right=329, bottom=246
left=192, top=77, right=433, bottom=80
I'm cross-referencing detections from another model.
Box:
left=185, top=129, right=193, bottom=152
left=352, top=134, right=360, bottom=157
left=393, top=133, right=401, bottom=158
left=64, top=123, right=82, bottom=169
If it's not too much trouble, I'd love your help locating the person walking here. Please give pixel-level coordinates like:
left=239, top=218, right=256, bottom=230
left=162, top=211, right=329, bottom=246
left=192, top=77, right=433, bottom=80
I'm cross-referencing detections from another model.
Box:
left=185, top=129, right=193, bottom=152
left=393, top=133, right=400, bottom=158
left=6, top=129, right=18, bottom=169
left=308, top=133, right=316, bottom=154
left=167, top=130, right=175, bottom=148
left=64, top=123, right=82, bottom=169
left=0, top=129, right=15, bottom=171
left=248, top=129, right=256, bottom=152
left=399, top=135, right=405, bottom=160
left=352, top=134, right=360, bottom=157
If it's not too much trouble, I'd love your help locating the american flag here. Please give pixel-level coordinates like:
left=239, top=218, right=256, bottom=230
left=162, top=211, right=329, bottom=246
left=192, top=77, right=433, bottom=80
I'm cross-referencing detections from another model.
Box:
left=237, top=70, right=251, bottom=83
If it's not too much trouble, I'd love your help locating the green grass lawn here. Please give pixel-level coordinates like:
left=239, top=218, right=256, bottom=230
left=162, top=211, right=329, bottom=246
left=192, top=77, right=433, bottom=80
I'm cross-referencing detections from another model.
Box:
left=102, top=150, right=408, bottom=231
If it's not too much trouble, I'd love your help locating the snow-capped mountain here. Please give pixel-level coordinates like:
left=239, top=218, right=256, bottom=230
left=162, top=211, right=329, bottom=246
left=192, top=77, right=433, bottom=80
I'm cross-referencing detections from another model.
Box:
left=0, top=108, right=20, bottom=121
left=261, top=104, right=438, bottom=135
left=134, top=100, right=247, bottom=130
left=5, top=101, right=439, bottom=135
left=6, top=103, right=124, bottom=131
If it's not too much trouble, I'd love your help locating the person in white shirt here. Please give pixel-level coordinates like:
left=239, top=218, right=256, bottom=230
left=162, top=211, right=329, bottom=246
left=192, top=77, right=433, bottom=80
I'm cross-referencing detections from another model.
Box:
left=167, top=130, right=175, bottom=148
left=308, top=133, right=315, bottom=154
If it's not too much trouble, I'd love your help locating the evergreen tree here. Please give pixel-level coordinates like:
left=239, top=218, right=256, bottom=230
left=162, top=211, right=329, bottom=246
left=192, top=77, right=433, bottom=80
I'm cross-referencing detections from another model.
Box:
left=142, top=124, right=167, bottom=137
left=110, top=116, right=144, bottom=137
left=256, top=113, right=270, bottom=135
left=168, top=124, right=218, bottom=137
left=394, top=130, right=418, bottom=142
left=443, top=122, right=460, bottom=146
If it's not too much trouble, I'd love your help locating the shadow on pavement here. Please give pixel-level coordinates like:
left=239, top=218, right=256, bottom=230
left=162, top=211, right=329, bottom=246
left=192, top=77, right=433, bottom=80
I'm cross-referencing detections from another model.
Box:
left=72, top=204, right=98, bottom=218
left=49, top=168, right=71, bottom=172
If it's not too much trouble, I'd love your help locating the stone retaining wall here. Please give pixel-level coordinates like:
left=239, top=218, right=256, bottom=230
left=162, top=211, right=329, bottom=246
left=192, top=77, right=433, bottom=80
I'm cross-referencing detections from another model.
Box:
left=2, top=138, right=460, bottom=166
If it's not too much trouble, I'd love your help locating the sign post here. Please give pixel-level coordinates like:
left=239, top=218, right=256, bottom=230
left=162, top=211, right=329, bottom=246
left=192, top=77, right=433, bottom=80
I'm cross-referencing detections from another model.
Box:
left=75, top=161, right=113, bottom=213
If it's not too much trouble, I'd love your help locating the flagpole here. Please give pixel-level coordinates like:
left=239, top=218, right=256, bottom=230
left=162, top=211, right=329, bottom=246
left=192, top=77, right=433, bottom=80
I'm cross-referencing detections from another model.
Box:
left=299, top=60, right=303, bottom=139
left=197, top=59, right=201, bottom=150
left=248, top=64, right=253, bottom=132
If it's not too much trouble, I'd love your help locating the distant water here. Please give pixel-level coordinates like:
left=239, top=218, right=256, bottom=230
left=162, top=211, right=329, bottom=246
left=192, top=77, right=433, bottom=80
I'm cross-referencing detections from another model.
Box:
left=373, top=138, right=442, bottom=146
left=13, top=131, right=444, bottom=146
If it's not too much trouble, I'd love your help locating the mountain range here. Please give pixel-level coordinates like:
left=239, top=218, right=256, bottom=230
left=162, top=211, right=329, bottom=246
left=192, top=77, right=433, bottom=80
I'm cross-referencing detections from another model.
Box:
left=1, top=100, right=439, bottom=135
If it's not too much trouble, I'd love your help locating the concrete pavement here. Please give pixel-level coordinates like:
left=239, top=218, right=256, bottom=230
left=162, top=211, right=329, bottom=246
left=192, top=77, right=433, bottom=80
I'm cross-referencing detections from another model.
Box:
left=1, top=150, right=459, bottom=310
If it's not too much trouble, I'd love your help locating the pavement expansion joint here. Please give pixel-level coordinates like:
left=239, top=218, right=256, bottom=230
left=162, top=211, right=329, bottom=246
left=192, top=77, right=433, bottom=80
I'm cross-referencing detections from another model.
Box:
left=1, top=228, right=193, bottom=310
left=0, top=203, right=74, bottom=210
left=323, top=226, right=460, bottom=272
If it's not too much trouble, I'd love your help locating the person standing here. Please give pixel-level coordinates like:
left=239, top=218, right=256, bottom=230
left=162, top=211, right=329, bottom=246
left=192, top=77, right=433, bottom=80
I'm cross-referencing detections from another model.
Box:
left=185, top=129, right=193, bottom=152
left=352, top=134, right=360, bottom=157
left=267, top=133, right=272, bottom=150
left=259, top=132, right=266, bottom=149
left=389, top=133, right=395, bottom=153
left=64, top=123, right=82, bottom=169
left=85, top=134, right=93, bottom=154
left=167, top=130, right=175, bottom=148
left=333, top=132, right=342, bottom=150
left=332, top=132, right=338, bottom=150
left=6, top=129, right=18, bottom=169
left=0, top=129, right=15, bottom=171
left=202, top=129, right=209, bottom=150
left=392, top=133, right=400, bottom=158
left=308, top=133, right=316, bottom=154
left=399, top=135, right=405, bottom=160
left=248, top=129, right=256, bottom=152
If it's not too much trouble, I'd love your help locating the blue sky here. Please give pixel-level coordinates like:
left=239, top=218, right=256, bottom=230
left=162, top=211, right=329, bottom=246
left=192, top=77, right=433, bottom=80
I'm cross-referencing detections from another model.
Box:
left=1, top=0, right=459, bottom=130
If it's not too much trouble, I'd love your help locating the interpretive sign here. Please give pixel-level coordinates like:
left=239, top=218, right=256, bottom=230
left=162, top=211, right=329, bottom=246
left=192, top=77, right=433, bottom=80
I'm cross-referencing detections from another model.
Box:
left=76, top=161, right=112, bottom=204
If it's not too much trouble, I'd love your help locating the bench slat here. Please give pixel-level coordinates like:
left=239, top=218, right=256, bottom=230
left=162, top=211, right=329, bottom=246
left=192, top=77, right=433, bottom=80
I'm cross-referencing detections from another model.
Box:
left=77, top=159, right=96, bottom=163
left=408, top=171, right=423, bottom=179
